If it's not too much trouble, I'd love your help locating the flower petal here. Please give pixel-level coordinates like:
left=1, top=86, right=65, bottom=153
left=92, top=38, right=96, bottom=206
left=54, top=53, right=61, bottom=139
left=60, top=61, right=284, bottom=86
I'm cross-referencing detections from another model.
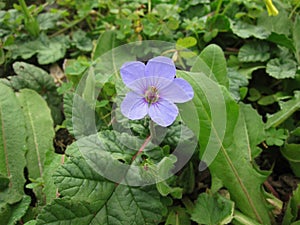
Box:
left=120, top=61, right=146, bottom=91
left=160, top=78, right=194, bottom=103
left=149, top=99, right=179, bottom=127
left=121, top=92, right=148, bottom=120
left=145, top=56, right=176, bottom=81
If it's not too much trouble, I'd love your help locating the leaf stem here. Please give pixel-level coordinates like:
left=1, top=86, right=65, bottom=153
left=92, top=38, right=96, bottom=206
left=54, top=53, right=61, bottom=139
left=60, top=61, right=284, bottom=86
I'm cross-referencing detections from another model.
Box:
left=148, top=0, right=151, bottom=13
left=215, top=0, right=223, bottom=16
left=18, top=0, right=32, bottom=20
left=50, top=16, right=88, bottom=37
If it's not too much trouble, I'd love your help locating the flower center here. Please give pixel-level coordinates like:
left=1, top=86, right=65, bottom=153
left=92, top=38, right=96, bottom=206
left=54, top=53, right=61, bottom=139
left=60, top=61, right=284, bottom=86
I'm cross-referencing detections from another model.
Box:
left=145, top=86, right=159, bottom=104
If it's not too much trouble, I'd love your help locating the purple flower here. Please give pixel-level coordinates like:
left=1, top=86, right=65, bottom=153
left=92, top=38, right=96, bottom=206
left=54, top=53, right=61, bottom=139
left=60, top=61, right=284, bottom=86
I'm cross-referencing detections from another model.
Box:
left=120, top=56, right=194, bottom=127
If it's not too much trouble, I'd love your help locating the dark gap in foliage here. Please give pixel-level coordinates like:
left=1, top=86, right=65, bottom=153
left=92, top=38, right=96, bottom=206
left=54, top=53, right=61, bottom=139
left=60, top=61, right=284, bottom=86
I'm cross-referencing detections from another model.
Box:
left=23, top=167, right=37, bottom=207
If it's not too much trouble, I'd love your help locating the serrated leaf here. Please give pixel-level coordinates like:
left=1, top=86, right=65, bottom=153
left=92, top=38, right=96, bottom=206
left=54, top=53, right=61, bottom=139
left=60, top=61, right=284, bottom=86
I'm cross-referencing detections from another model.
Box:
left=37, top=12, right=61, bottom=30
left=1, top=195, right=31, bottom=225
left=17, top=89, right=55, bottom=180
left=38, top=156, right=165, bottom=225
left=53, top=157, right=115, bottom=202
left=238, top=41, right=270, bottom=62
left=42, top=149, right=62, bottom=203
left=191, top=44, right=229, bottom=88
left=7, top=34, right=69, bottom=65
left=0, top=83, right=26, bottom=204
left=72, top=29, right=93, bottom=52
left=282, top=185, right=300, bottom=225
left=36, top=35, right=68, bottom=65
left=75, top=130, right=167, bottom=186
left=191, top=193, right=234, bottom=225
left=266, top=91, right=300, bottom=128
left=266, top=58, right=297, bottom=79
left=178, top=71, right=273, bottom=224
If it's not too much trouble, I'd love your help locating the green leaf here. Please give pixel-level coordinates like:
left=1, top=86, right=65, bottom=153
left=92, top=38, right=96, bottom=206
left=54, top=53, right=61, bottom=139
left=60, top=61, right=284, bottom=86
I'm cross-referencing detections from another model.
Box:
left=74, top=130, right=168, bottom=186
left=165, top=206, right=191, bottom=225
left=206, top=14, right=230, bottom=31
left=176, top=37, right=197, bottom=49
left=42, top=149, right=62, bottom=203
left=238, top=41, right=270, bottom=62
left=92, top=32, right=135, bottom=81
left=37, top=12, right=61, bottom=30
left=0, top=83, right=26, bottom=204
left=293, top=15, right=300, bottom=64
left=0, top=195, right=31, bottom=225
left=281, top=144, right=300, bottom=177
left=0, top=48, right=4, bottom=65
left=282, top=185, right=300, bottom=225
left=227, top=68, right=249, bottom=101
left=36, top=35, right=69, bottom=65
left=17, top=89, right=55, bottom=180
left=266, top=91, right=300, bottom=128
left=92, top=30, right=118, bottom=61
left=7, top=34, right=69, bottom=65
left=24, top=221, right=37, bottom=225
left=72, top=29, right=93, bottom=52
left=191, top=44, right=229, bottom=88
left=265, top=128, right=288, bottom=146
left=258, top=95, right=277, bottom=106
left=230, top=20, right=271, bottom=39
left=53, top=157, right=115, bottom=202
left=3, top=61, right=62, bottom=124
left=63, top=90, right=99, bottom=138
left=191, top=193, right=234, bottom=225
left=178, top=71, right=273, bottom=224
left=258, top=10, right=292, bottom=35
left=267, top=33, right=295, bottom=51
left=210, top=104, right=271, bottom=223
left=38, top=156, right=165, bottom=225
left=266, top=58, right=297, bottom=79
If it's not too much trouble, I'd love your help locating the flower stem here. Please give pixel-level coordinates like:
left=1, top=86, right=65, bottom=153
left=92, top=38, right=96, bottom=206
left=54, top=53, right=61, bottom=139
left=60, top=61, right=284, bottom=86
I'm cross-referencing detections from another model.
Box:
left=131, top=120, right=157, bottom=161
left=149, top=120, right=156, bottom=141
left=132, top=135, right=152, bottom=161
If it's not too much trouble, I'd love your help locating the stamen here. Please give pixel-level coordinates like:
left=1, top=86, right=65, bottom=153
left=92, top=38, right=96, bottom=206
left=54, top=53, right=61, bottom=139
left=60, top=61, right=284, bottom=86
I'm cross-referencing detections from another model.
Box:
left=145, top=86, right=159, bottom=104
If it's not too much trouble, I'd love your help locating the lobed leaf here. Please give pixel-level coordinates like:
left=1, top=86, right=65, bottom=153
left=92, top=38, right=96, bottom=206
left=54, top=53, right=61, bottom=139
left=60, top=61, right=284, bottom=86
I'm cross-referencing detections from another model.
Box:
left=179, top=71, right=273, bottom=224
left=266, top=58, right=297, bottom=79
left=266, top=91, right=300, bottom=129
left=230, top=20, right=271, bottom=39
left=191, top=193, right=234, bottom=225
